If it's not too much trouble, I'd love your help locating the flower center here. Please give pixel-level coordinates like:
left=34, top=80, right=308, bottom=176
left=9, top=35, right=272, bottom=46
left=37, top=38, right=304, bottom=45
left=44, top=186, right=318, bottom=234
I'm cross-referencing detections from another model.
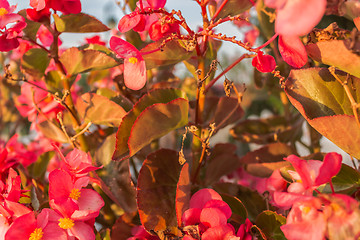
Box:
left=29, top=228, right=43, bottom=240
left=69, top=188, right=81, bottom=200
left=128, top=57, right=138, bottom=64
left=0, top=8, right=8, bottom=16
left=58, top=218, right=74, bottom=229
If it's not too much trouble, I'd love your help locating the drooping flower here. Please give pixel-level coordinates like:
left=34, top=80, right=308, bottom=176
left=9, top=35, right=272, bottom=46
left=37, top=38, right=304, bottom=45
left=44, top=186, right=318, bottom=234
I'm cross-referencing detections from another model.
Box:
left=110, top=36, right=147, bottom=90
left=251, top=51, right=276, bottom=73
left=278, top=35, right=307, bottom=68
left=264, top=0, right=327, bottom=37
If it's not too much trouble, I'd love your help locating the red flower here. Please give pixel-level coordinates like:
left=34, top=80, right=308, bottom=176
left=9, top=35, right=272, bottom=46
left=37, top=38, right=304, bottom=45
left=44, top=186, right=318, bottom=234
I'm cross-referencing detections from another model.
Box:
left=251, top=51, right=276, bottom=73
left=149, top=19, right=179, bottom=41
left=49, top=169, right=104, bottom=220
left=0, top=0, right=26, bottom=52
left=5, top=210, right=67, bottom=240
left=265, top=0, right=326, bottom=36
left=278, top=35, right=307, bottom=68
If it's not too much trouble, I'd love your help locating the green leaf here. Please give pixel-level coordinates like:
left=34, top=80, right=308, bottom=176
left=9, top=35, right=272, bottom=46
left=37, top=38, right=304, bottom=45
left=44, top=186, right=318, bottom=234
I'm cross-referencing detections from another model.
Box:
left=37, top=120, right=68, bottom=143
left=113, top=88, right=188, bottom=160
left=76, top=93, right=127, bottom=127
left=31, top=151, right=54, bottom=179
left=306, top=40, right=360, bottom=78
left=240, top=143, right=295, bottom=178
left=255, top=211, right=286, bottom=240
left=230, top=115, right=303, bottom=144
left=220, top=193, right=248, bottom=222
left=322, top=164, right=360, bottom=193
left=60, top=48, right=118, bottom=76
left=53, top=13, right=109, bottom=33
left=128, top=98, right=188, bottom=157
left=285, top=67, right=360, bottom=158
left=94, top=133, right=137, bottom=213
left=21, top=49, right=50, bottom=78
left=214, top=183, right=269, bottom=221
left=214, top=0, right=253, bottom=20
left=137, top=149, right=183, bottom=231
left=18, top=10, right=41, bottom=40
left=141, top=40, right=194, bottom=69
left=45, top=70, right=63, bottom=92
left=205, top=143, right=240, bottom=185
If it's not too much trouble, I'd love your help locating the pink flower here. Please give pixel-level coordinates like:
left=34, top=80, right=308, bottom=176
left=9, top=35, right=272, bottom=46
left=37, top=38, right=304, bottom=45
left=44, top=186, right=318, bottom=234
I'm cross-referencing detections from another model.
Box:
left=252, top=51, right=276, bottom=72
left=182, top=189, right=233, bottom=237
left=49, top=169, right=104, bottom=220
left=85, top=35, right=106, bottom=46
left=148, top=19, right=179, bottom=41
left=265, top=0, right=326, bottom=37
left=44, top=207, right=97, bottom=240
left=273, top=152, right=342, bottom=209
left=118, top=0, right=166, bottom=33
left=281, top=197, right=326, bottom=240
left=110, top=36, right=147, bottom=90
left=0, top=0, right=26, bottom=52
left=278, top=35, right=307, bottom=68
left=48, top=0, right=81, bottom=15
left=16, top=81, right=63, bottom=123
left=53, top=147, right=102, bottom=179
left=5, top=210, right=67, bottom=240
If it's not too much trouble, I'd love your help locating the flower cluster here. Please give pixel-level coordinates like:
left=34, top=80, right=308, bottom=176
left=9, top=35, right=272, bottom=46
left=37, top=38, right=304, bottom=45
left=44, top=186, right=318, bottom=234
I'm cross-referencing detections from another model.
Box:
left=2, top=148, right=103, bottom=240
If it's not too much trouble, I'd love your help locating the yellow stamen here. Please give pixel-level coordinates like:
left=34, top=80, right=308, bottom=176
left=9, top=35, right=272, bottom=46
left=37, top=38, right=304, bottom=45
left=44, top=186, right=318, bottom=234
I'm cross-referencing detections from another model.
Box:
left=29, top=228, right=43, bottom=240
left=330, top=203, right=341, bottom=212
left=69, top=188, right=81, bottom=200
left=0, top=8, right=8, bottom=16
left=302, top=206, right=311, bottom=214
left=58, top=218, right=74, bottom=229
left=128, top=57, right=138, bottom=64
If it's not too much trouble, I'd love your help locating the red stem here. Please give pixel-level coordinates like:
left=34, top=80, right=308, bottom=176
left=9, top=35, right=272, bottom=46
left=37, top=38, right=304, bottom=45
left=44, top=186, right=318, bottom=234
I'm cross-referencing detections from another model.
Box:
left=211, top=0, right=228, bottom=21
left=254, top=33, right=279, bottom=51
left=205, top=53, right=251, bottom=92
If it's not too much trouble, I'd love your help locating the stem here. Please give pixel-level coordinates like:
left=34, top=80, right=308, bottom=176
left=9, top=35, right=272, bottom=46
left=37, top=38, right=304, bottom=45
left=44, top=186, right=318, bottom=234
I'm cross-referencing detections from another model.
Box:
left=329, top=67, right=360, bottom=130
left=211, top=0, right=228, bottom=21
left=52, top=23, right=88, bottom=152
left=205, top=53, right=252, bottom=92
left=254, top=33, right=279, bottom=51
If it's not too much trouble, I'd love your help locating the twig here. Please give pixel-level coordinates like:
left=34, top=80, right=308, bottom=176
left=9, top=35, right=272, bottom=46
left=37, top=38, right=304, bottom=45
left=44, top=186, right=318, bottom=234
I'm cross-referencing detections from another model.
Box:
left=57, top=112, right=76, bottom=148
left=329, top=66, right=360, bottom=130
left=205, top=53, right=253, bottom=92
left=71, top=122, right=92, bottom=142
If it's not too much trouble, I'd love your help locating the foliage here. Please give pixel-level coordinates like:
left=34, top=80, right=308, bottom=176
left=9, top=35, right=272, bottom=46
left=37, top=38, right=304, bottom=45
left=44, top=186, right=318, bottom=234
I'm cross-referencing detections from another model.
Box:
left=1, top=0, right=360, bottom=239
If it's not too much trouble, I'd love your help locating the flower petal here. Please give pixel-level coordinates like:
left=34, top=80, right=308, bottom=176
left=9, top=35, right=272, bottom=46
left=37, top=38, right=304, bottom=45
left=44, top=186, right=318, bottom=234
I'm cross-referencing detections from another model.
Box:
left=275, top=0, right=326, bottom=36
left=278, top=35, right=307, bottom=68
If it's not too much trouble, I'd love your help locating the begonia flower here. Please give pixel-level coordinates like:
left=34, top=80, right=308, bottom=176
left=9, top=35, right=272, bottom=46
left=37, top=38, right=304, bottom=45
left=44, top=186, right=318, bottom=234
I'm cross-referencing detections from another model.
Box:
left=0, top=0, right=26, bottom=52
left=48, top=0, right=81, bottom=15
left=280, top=197, right=326, bottom=240
left=252, top=51, right=276, bottom=73
left=278, top=35, right=307, bottom=68
left=148, top=19, right=179, bottom=41
left=110, top=36, right=147, bottom=90
left=273, top=152, right=342, bottom=208
left=5, top=210, right=67, bottom=240
left=16, top=81, right=63, bottom=123
left=44, top=207, right=97, bottom=240
left=85, top=35, right=106, bottom=46
left=265, top=0, right=326, bottom=37
left=49, top=169, right=104, bottom=220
